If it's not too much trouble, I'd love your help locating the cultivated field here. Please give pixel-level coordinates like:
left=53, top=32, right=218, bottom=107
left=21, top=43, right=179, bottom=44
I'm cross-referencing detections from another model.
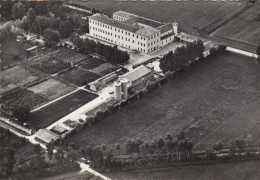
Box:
left=1, top=88, right=47, bottom=110
left=28, top=79, right=74, bottom=100
left=107, top=160, right=260, bottom=180
left=66, top=52, right=260, bottom=151
left=57, top=66, right=101, bottom=86
left=214, top=2, right=260, bottom=48
left=0, top=66, right=40, bottom=86
left=76, top=0, right=246, bottom=35
left=27, top=90, right=98, bottom=129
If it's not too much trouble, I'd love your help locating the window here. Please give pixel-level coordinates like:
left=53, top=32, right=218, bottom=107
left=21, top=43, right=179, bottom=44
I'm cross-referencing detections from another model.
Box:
left=122, top=30, right=123, bottom=33
left=137, top=35, right=139, bottom=38
left=115, top=34, right=117, bottom=37
left=125, top=38, right=127, bottom=41
left=118, top=35, right=120, bottom=38
left=132, top=40, right=134, bottom=43
left=132, top=34, right=134, bottom=37
left=125, top=32, right=127, bottom=35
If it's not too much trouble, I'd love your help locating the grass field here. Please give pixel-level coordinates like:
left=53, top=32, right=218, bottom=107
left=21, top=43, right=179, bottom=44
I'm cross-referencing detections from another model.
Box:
left=0, top=66, right=40, bottom=86
left=27, top=90, right=98, bottom=129
left=0, top=37, right=32, bottom=69
left=66, top=52, right=260, bottom=151
left=57, top=67, right=101, bottom=86
left=28, top=79, right=74, bottom=100
left=79, top=57, right=106, bottom=70
left=106, top=160, right=260, bottom=180
left=76, top=0, right=246, bottom=35
left=214, top=2, right=260, bottom=48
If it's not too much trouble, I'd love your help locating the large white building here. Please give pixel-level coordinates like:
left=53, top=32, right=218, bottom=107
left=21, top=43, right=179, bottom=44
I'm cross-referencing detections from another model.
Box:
left=89, top=11, right=178, bottom=54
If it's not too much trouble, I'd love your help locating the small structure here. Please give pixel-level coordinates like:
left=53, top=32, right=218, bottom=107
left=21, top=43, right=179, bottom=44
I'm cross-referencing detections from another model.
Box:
left=34, top=129, right=59, bottom=145
left=114, top=81, right=122, bottom=100
left=119, top=65, right=154, bottom=89
left=121, top=79, right=128, bottom=99
left=51, top=125, right=68, bottom=135
left=26, top=46, right=39, bottom=54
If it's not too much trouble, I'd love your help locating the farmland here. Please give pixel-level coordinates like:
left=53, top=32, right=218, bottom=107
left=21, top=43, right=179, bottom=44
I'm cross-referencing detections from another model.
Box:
left=65, top=52, right=260, bottom=151
left=28, top=79, right=74, bottom=100
left=57, top=66, right=101, bottom=86
left=107, top=160, right=260, bottom=180
left=27, top=90, right=98, bottom=129
left=0, top=66, right=40, bottom=86
left=213, top=2, right=260, bottom=48
left=75, top=0, right=246, bottom=35
left=1, top=88, right=47, bottom=110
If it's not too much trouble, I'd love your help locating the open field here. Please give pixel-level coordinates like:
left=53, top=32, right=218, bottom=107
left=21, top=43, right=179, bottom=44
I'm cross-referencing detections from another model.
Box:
left=214, top=2, right=260, bottom=48
left=1, top=88, right=47, bottom=110
left=0, top=37, right=32, bottom=69
left=57, top=66, right=101, bottom=86
left=28, top=79, right=74, bottom=100
left=66, top=52, right=260, bottom=151
left=76, top=0, right=246, bottom=35
left=0, top=66, right=40, bottom=86
left=107, top=160, right=260, bottom=180
left=27, top=90, right=98, bottom=129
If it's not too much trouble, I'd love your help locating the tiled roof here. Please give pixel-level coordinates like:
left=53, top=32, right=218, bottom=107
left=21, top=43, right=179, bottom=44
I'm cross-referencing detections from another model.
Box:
left=35, top=129, right=59, bottom=144
left=135, top=26, right=160, bottom=36
left=113, top=10, right=136, bottom=19
left=120, top=65, right=152, bottom=82
left=89, top=14, right=138, bottom=32
left=157, top=23, right=173, bottom=33
left=114, top=11, right=163, bottom=27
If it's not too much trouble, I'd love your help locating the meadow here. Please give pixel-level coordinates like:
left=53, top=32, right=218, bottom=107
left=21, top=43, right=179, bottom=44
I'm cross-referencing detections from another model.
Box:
left=66, top=52, right=260, bottom=151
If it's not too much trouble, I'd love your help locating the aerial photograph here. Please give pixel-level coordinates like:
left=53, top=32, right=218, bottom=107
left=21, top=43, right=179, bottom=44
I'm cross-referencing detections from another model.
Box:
left=0, top=0, right=260, bottom=179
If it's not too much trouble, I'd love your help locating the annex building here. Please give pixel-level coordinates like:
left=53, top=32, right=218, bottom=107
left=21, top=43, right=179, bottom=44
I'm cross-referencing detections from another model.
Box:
left=89, top=11, right=178, bottom=54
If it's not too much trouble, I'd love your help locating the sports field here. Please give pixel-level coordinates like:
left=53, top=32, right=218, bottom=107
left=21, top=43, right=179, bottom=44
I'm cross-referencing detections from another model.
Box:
left=66, top=52, right=260, bottom=151
left=27, top=90, right=98, bottom=129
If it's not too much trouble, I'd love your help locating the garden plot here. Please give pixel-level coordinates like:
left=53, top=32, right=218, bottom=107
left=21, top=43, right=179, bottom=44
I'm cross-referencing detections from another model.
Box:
left=1, top=88, right=47, bottom=110
left=28, top=79, right=74, bottom=100
left=29, top=47, right=92, bottom=74
left=0, top=66, right=39, bottom=86
left=57, top=67, right=101, bottom=86
left=27, top=90, right=98, bottom=129
left=79, top=57, right=106, bottom=70
left=89, top=63, right=119, bottom=76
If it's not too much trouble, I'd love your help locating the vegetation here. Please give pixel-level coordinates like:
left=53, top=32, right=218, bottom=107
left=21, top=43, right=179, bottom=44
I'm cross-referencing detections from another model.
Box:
left=71, top=33, right=130, bottom=64
left=160, top=40, right=205, bottom=73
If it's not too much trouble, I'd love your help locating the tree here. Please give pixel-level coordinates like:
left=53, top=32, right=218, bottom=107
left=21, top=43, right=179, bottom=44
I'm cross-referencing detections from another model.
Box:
left=59, top=20, right=73, bottom=38
left=33, top=144, right=41, bottom=155
left=256, top=46, right=260, bottom=56
left=80, top=21, right=89, bottom=34
left=12, top=2, right=25, bottom=20
left=35, top=16, right=51, bottom=33
left=213, top=142, right=223, bottom=152
left=177, top=131, right=185, bottom=141
left=27, top=8, right=36, bottom=28
left=43, top=28, right=61, bottom=46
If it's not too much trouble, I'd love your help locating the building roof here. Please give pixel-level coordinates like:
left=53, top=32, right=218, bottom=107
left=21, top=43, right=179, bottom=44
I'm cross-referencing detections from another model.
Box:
left=35, top=129, right=59, bottom=144
left=89, top=14, right=138, bottom=32
left=157, top=23, right=173, bottom=33
left=113, top=10, right=136, bottom=19
left=114, top=11, right=163, bottom=27
left=120, top=65, right=152, bottom=82
left=135, top=26, right=160, bottom=36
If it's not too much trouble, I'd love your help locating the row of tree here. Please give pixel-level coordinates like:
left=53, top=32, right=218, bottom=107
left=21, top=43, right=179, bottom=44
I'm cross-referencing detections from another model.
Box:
left=70, top=33, right=130, bottom=64
left=160, top=40, right=205, bottom=73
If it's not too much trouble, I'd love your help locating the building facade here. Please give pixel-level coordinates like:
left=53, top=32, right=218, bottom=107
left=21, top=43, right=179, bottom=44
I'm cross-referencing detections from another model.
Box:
left=89, top=11, right=178, bottom=54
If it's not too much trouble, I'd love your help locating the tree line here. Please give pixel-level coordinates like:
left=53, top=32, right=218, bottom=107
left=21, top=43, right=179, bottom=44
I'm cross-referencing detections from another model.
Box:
left=70, top=33, right=130, bottom=64
left=160, top=40, right=205, bottom=73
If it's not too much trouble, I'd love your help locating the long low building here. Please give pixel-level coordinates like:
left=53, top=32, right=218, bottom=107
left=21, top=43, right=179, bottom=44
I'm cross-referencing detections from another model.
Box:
left=89, top=11, right=178, bottom=54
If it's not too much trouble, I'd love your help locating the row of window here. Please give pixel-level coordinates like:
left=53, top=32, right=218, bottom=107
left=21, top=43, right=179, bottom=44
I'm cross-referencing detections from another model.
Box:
left=92, top=33, right=148, bottom=53
left=90, top=19, right=160, bottom=41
